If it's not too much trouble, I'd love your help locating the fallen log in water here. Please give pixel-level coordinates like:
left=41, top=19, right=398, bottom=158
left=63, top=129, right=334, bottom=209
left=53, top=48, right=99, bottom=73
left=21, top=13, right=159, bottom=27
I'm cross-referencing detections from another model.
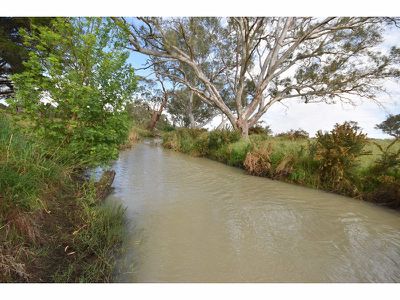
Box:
left=95, top=170, right=116, bottom=201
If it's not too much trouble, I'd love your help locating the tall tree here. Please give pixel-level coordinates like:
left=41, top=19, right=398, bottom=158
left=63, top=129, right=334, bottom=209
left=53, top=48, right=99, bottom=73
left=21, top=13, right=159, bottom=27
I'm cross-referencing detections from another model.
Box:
left=114, top=17, right=400, bottom=138
left=10, top=18, right=137, bottom=166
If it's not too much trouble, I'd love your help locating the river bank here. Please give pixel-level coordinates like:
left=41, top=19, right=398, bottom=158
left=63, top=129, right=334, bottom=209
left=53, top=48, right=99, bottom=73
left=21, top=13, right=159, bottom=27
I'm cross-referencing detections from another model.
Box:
left=107, top=142, right=400, bottom=282
left=162, top=127, right=400, bottom=209
left=0, top=115, right=128, bottom=282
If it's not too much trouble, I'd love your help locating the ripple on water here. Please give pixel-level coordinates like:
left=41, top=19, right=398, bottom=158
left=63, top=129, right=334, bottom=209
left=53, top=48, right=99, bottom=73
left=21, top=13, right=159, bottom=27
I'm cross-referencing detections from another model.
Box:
left=107, top=142, right=400, bottom=282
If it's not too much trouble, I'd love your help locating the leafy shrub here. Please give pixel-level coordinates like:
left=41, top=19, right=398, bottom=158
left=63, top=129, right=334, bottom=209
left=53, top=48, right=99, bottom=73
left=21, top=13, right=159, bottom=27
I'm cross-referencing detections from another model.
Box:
left=276, top=129, right=309, bottom=140
left=162, top=128, right=208, bottom=155
left=249, top=124, right=272, bottom=136
left=208, top=129, right=241, bottom=150
left=162, top=131, right=180, bottom=150
left=10, top=18, right=137, bottom=167
left=288, top=143, right=320, bottom=185
left=249, top=133, right=271, bottom=145
left=315, top=121, right=368, bottom=195
left=369, top=140, right=400, bottom=177
left=362, top=139, right=400, bottom=208
left=225, top=140, right=252, bottom=167
left=193, top=132, right=210, bottom=156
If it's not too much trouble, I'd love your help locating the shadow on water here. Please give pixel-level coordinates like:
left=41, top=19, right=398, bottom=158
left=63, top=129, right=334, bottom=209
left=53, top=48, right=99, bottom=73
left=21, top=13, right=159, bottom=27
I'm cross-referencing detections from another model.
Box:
left=106, top=140, right=400, bottom=282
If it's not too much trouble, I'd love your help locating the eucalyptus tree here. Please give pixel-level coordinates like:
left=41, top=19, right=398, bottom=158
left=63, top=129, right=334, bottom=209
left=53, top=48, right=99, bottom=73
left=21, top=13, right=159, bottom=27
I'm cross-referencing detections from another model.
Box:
left=114, top=17, right=400, bottom=138
left=168, top=86, right=218, bottom=128
left=135, top=75, right=174, bottom=131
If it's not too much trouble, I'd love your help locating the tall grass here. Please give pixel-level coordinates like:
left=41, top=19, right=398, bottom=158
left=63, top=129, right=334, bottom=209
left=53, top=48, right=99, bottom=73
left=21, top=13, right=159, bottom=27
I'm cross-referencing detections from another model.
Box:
left=52, top=181, right=126, bottom=282
left=0, top=115, right=66, bottom=214
left=162, top=126, right=400, bottom=209
left=0, top=115, right=126, bottom=282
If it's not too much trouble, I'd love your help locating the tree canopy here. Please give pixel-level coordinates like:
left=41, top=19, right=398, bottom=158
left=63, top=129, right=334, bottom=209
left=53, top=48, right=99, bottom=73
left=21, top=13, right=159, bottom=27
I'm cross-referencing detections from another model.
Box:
left=9, top=18, right=137, bottom=166
left=376, top=114, right=400, bottom=139
left=114, top=17, right=400, bottom=137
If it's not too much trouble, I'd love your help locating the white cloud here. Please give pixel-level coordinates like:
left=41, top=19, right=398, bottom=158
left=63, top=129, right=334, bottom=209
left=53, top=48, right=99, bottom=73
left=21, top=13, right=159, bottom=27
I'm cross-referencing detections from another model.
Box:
left=261, top=93, right=399, bottom=138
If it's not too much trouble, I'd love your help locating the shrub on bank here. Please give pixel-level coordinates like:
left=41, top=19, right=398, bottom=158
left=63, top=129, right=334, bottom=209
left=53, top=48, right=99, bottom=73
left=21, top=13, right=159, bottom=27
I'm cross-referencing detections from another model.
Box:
left=0, top=116, right=65, bottom=214
left=315, top=121, right=369, bottom=196
left=244, top=143, right=273, bottom=176
left=225, top=140, right=252, bottom=167
left=208, top=129, right=241, bottom=151
left=361, top=139, right=400, bottom=208
left=161, top=124, right=400, bottom=209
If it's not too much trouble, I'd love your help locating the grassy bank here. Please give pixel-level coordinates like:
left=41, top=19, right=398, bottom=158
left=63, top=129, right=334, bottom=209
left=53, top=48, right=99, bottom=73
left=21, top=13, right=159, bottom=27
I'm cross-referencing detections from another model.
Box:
left=162, top=127, right=400, bottom=209
left=0, top=115, right=126, bottom=282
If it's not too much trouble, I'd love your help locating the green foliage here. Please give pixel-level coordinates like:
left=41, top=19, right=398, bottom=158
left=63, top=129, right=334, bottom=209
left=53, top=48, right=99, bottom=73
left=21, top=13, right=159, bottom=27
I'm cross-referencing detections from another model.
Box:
left=0, top=115, right=64, bottom=213
left=225, top=140, right=252, bottom=167
left=0, top=115, right=125, bottom=282
left=275, top=128, right=309, bottom=140
left=9, top=18, right=137, bottom=167
left=375, top=114, right=400, bottom=139
left=360, top=139, right=400, bottom=208
left=0, top=18, right=53, bottom=74
left=249, top=124, right=272, bottom=136
left=167, top=88, right=216, bottom=128
left=207, top=129, right=241, bottom=150
left=315, top=121, right=369, bottom=194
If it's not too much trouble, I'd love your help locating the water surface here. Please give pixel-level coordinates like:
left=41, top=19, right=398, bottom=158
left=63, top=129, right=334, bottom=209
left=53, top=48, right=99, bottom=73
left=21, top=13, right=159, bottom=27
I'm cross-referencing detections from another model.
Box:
left=107, top=140, right=400, bottom=282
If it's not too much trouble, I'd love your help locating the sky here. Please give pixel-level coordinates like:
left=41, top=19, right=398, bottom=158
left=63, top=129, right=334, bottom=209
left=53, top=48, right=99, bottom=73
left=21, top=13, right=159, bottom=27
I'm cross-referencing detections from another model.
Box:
left=127, top=26, right=400, bottom=139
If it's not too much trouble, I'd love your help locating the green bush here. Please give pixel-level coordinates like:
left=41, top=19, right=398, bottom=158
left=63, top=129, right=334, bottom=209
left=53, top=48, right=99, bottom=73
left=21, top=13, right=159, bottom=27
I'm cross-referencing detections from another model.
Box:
left=208, top=129, right=241, bottom=150
left=225, top=140, right=252, bottom=167
left=315, top=121, right=369, bottom=195
left=193, top=132, right=210, bottom=156
left=361, top=139, right=400, bottom=208
left=276, top=129, right=309, bottom=140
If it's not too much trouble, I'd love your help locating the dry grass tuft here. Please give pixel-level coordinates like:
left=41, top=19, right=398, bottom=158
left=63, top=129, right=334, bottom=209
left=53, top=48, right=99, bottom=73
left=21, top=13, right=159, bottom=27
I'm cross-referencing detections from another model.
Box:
left=6, top=210, right=42, bottom=244
left=244, top=144, right=273, bottom=177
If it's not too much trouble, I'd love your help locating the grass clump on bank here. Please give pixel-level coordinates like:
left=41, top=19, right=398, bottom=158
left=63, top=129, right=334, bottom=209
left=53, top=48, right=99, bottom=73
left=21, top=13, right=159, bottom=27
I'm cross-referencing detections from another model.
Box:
left=119, top=125, right=155, bottom=150
left=162, top=122, right=400, bottom=209
left=0, top=115, right=125, bottom=282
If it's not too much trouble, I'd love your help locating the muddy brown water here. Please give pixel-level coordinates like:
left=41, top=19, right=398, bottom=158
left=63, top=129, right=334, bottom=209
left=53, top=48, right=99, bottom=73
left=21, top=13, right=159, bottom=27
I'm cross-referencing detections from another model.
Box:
left=106, top=140, right=400, bottom=282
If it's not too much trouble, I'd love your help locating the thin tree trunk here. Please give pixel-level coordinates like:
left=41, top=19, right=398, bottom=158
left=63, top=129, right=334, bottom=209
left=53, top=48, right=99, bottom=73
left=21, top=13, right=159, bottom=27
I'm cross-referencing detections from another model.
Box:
left=148, top=94, right=168, bottom=131
left=188, top=91, right=196, bottom=129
